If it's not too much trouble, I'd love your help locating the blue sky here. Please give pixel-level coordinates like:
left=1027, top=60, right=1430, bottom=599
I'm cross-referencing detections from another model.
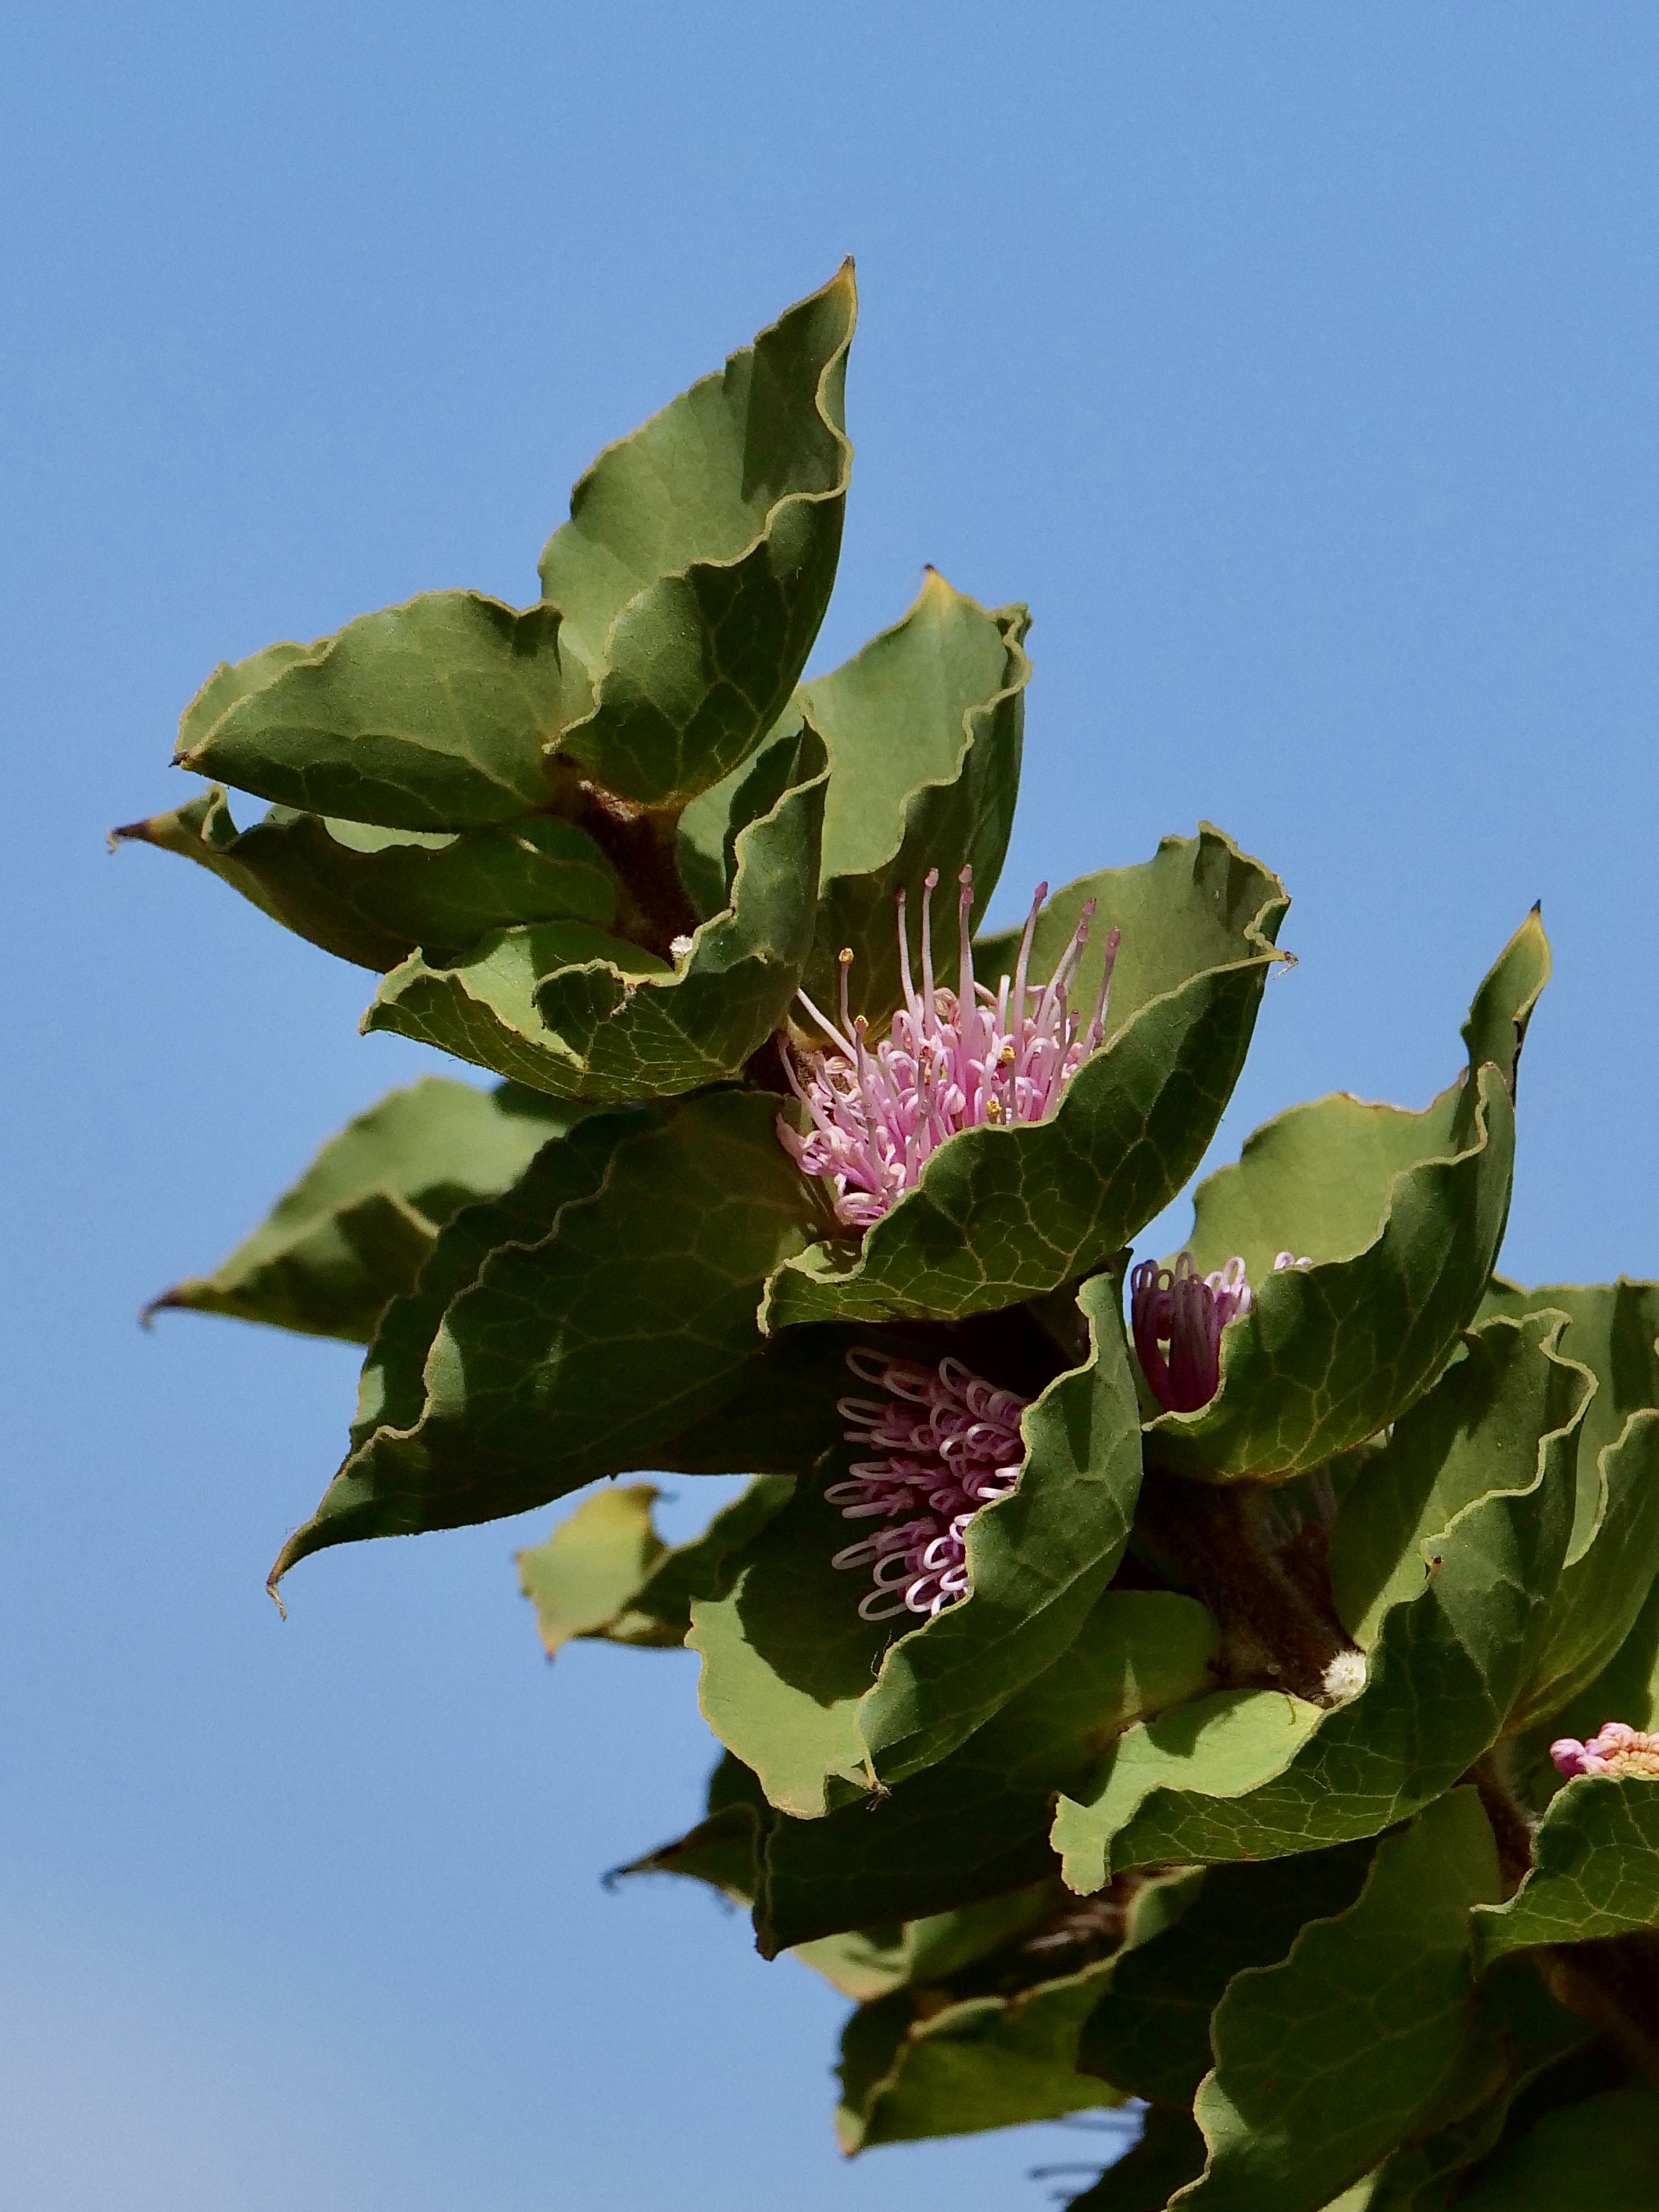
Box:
left=5, top=5, right=1659, bottom=2205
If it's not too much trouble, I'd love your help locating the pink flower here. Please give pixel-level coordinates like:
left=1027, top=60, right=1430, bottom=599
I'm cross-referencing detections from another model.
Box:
left=778, top=866, right=1119, bottom=1229
left=1131, top=1249, right=1308, bottom=1414
left=1550, top=1722, right=1659, bottom=1780
left=825, top=1349, right=1030, bottom=1622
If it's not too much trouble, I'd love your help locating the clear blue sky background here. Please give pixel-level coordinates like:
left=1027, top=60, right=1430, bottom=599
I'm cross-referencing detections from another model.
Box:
left=5, top=5, right=1658, bottom=2207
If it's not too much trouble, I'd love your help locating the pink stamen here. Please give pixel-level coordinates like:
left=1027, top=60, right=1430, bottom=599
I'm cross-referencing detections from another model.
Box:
left=1130, top=1249, right=1309, bottom=1413
left=777, top=869, right=1117, bottom=1229
left=828, top=1349, right=1029, bottom=1621
left=1551, top=1722, right=1659, bottom=1780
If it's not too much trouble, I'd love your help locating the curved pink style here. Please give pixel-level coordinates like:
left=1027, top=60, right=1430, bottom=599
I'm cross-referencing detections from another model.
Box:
left=1550, top=1721, right=1659, bottom=1780
left=778, top=866, right=1119, bottom=1229
left=826, top=1349, right=1030, bottom=1622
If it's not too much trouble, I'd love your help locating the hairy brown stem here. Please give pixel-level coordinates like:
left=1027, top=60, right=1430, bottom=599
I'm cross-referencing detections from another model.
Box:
left=548, top=771, right=700, bottom=958
left=1540, top=1935, right=1659, bottom=2093
left=1135, top=1471, right=1361, bottom=1704
left=1467, top=1751, right=1537, bottom=1897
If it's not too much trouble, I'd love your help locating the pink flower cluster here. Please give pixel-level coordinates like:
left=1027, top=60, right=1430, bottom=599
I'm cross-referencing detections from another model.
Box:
left=826, top=1349, right=1030, bottom=1622
left=779, top=865, right=1119, bottom=1229
left=1130, top=1249, right=1308, bottom=1413
left=1550, top=1722, right=1659, bottom=1780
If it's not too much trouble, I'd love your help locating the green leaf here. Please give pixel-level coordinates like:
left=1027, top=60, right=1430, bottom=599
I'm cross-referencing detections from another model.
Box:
left=1472, top=1776, right=1659, bottom=1964
left=517, top=1477, right=793, bottom=1655
left=1077, top=1844, right=1378, bottom=2105
left=270, top=1089, right=829, bottom=1585
left=147, top=1077, right=579, bottom=1343
left=1063, top=2107, right=1208, bottom=2212
left=791, top=570, right=1028, bottom=1024
left=1364, top=1959, right=1593, bottom=2212
left=835, top=1956, right=1127, bottom=2152
left=1055, top=1313, right=1583, bottom=1886
left=114, top=786, right=618, bottom=970
left=1143, top=911, right=1549, bottom=1485
left=688, top=1275, right=1151, bottom=1814
left=1476, top=1279, right=1659, bottom=1735
left=1509, top=1571, right=1659, bottom=1806
left=1171, top=1789, right=1502, bottom=2212
left=753, top=1593, right=1217, bottom=1949
left=537, top=264, right=856, bottom=807
left=363, top=721, right=829, bottom=1102
left=1450, top=2085, right=1659, bottom=2210
left=174, top=593, right=583, bottom=831
left=760, top=827, right=1289, bottom=1331
left=791, top=1882, right=1062, bottom=2003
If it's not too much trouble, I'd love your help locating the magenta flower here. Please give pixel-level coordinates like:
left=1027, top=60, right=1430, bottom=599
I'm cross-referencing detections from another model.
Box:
left=1131, top=1249, right=1309, bottom=1414
left=1550, top=1721, right=1659, bottom=1780
left=778, top=865, right=1120, bottom=1229
left=825, top=1349, right=1031, bottom=1622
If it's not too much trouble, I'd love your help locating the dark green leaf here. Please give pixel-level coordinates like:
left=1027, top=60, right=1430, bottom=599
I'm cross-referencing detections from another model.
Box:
left=517, top=1477, right=793, bottom=1655
left=1173, top=1789, right=1502, bottom=2212
left=761, top=827, right=1289, bottom=1331
left=753, top=1593, right=1217, bottom=1948
left=363, top=722, right=829, bottom=1102
left=1473, top=1776, right=1659, bottom=1964
left=538, top=264, right=856, bottom=806
left=835, top=1956, right=1127, bottom=2151
left=1451, top=2086, right=1659, bottom=2210
left=792, top=1882, right=1062, bottom=2003
left=1056, top=1313, right=1583, bottom=1885
left=147, top=1077, right=579, bottom=1344
left=1143, top=911, right=1549, bottom=1485
left=1078, top=1845, right=1378, bottom=2105
left=271, top=1090, right=829, bottom=1586
left=175, top=593, right=582, bottom=831
left=1063, top=2107, right=1207, bottom=2211
left=688, top=1275, right=1151, bottom=1813
left=114, top=786, right=617, bottom=970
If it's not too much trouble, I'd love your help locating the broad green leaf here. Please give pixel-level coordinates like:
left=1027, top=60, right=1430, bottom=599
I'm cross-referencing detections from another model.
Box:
left=1062, top=2108, right=1208, bottom=2211
left=835, top=1955, right=1127, bottom=2152
left=1077, top=1844, right=1378, bottom=2105
left=1510, top=1571, right=1659, bottom=1806
left=147, top=1077, right=578, bottom=1344
left=760, top=827, right=1289, bottom=1331
left=1056, top=1314, right=1583, bottom=1886
left=1472, top=1776, right=1659, bottom=1964
left=688, top=1275, right=1150, bottom=1814
left=364, top=722, right=829, bottom=1102
left=1143, top=912, right=1549, bottom=1485
left=1364, top=1960, right=1593, bottom=2212
left=1452, top=2086, right=1659, bottom=2210
left=1172, top=1789, right=1502, bottom=2212
left=114, top=786, right=617, bottom=970
left=174, top=593, right=582, bottom=831
left=753, top=1593, right=1218, bottom=1949
left=1480, top=1277, right=1659, bottom=1559
left=270, top=1090, right=829, bottom=1585
left=537, top=265, right=856, bottom=806
left=792, top=570, right=1027, bottom=1023
left=517, top=1477, right=793, bottom=1655
left=792, top=1882, right=1062, bottom=2003
left=1475, top=1278, right=1659, bottom=1733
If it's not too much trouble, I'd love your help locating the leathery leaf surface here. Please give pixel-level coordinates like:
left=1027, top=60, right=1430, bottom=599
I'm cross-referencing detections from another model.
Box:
left=363, top=721, right=828, bottom=1102
left=173, top=593, right=584, bottom=831
left=1170, top=1791, right=1501, bottom=2212
left=708, top=1590, right=1216, bottom=1948
left=1451, top=2086, right=1659, bottom=2210
left=760, top=828, right=1289, bottom=1331
left=536, top=263, right=855, bottom=806
left=1144, top=910, right=1550, bottom=1485
left=1478, top=1278, right=1659, bottom=1733
left=1472, top=1775, right=1659, bottom=1964
left=173, top=270, right=853, bottom=828
left=517, top=1477, right=793, bottom=1655
left=270, top=1090, right=831, bottom=1584
left=688, top=1273, right=1150, bottom=1815
left=1054, top=1313, right=1584, bottom=1889
left=770, top=570, right=1028, bottom=1023
left=147, top=1077, right=578, bottom=1344
left=834, top=1953, right=1127, bottom=2153
left=114, top=786, right=618, bottom=970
